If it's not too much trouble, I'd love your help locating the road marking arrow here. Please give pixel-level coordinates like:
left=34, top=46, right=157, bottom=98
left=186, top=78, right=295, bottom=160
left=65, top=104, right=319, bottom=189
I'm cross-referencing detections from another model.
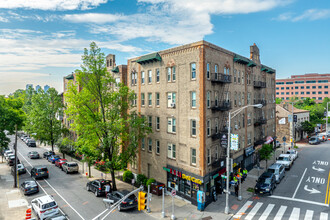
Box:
left=312, top=166, right=325, bottom=172
left=304, top=185, right=321, bottom=194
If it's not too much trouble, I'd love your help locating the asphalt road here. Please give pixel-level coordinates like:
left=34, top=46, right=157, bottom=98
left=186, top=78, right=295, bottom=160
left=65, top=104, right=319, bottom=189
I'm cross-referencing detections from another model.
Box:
left=8, top=135, right=155, bottom=220
left=232, top=141, right=330, bottom=219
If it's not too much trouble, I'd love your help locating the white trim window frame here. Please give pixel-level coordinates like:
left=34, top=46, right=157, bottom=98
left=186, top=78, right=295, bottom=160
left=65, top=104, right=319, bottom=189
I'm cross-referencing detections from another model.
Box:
left=148, top=70, right=152, bottom=83
left=167, top=92, right=176, bottom=108
left=191, top=148, right=196, bottom=165
left=191, top=91, right=197, bottom=108
left=168, top=143, right=176, bottom=159
left=167, top=117, right=176, bottom=133
left=141, top=71, right=145, bottom=84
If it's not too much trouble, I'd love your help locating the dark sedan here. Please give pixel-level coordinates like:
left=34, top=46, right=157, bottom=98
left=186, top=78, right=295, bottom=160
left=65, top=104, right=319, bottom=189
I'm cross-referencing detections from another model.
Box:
left=107, top=190, right=138, bottom=211
left=28, top=151, right=40, bottom=159
left=86, top=179, right=112, bottom=197
left=11, top=163, right=26, bottom=175
left=43, top=151, right=55, bottom=159
left=20, top=180, right=39, bottom=195
left=7, top=156, right=20, bottom=166
left=48, top=155, right=61, bottom=163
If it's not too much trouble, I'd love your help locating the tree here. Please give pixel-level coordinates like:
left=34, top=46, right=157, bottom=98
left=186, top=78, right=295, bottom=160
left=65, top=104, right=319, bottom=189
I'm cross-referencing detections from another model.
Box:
left=276, top=98, right=282, bottom=104
left=27, top=88, right=63, bottom=152
left=259, top=144, right=273, bottom=169
left=301, top=121, right=314, bottom=136
left=0, top=96, right=25, bottom=161
left=65, top=42, right=151, bottom=190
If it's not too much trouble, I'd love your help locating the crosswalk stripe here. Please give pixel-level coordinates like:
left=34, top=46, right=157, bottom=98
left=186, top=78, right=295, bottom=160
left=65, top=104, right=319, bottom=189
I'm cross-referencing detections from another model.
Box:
left=232, top=201, right=253, bottom=219
left=259, top=204, right=275, bottom=220
left=245, top=202, right=263, bottom=220
left=289, top=207, right=300, bottom=220
left=320, top=212, right=328, bottom=220
left=304, top=210, right=313, bottom=220
left=274, top=206, right=287, bottom=220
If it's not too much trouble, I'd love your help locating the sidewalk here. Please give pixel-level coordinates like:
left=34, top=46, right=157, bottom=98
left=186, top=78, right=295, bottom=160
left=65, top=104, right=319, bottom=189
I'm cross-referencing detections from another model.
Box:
left=0, top=161, right=31, bottom=220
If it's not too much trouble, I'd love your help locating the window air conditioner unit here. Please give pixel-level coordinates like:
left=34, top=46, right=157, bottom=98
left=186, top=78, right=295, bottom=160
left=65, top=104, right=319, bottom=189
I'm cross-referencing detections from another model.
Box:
left=171, top=103, right=176, bottom=108
left=235, top=125, right=238, bottom=130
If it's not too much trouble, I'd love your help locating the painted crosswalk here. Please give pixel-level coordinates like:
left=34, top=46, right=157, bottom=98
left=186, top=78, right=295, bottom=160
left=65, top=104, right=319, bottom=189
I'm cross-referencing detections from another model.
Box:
left=233, top=201, right=329, bottom=220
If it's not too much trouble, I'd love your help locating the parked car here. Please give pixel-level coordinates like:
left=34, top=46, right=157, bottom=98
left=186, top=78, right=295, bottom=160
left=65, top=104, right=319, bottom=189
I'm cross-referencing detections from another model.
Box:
left=31, top=166, right=49, bottom=179
left=62, top=162, right=79, bottom=174
left=286, top=149, right=298, bottom=160
left=27, top=140, right=37, bottom=147
left=44, top=213, right=68, bottom=220
left=21, top=135, right=27, bottom=140
left=318, top=134, right=326, bottom=142
left=276, top=154, right=294, bottom=170
left=43, top=151, right=55, bottom=159
left=107, top=190, right=138, bottom=211
left=275, top=141, right=281, bottom=148
left=11, top=163, right=26, bottom=175
left=31, top=195, right=59, bottom=220
left=55, top=159, right=67, bottom=169
left=24, top=137, right=31, bottom=144
left=28, top=151, right=40, bottom=159
left=7, top=155, right=20, bottom=166
left=4, top=150, right=14, bottom=158
left=254, top=172, right=277, bottom=195
left=86, top=179, right=112, bottom=197
left=48, top=155, right=61, bottom=163
left=20, top=180, right=39, bottom=195
left=267, top=163, right=285, bottom=183
left=309, top=136, right=320, bottom=145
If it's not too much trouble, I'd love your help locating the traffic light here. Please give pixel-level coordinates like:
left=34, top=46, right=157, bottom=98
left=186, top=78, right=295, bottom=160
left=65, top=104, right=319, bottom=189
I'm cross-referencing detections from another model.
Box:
left=138, top=191, right=147, bottom=211
left=293, top=115, right=297, bottom=122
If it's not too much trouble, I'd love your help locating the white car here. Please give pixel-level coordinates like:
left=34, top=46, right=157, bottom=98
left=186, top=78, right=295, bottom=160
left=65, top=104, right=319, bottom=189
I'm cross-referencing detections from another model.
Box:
left=276, top=154, right=293, bottom=170
left=286, top=149, right=298, bottom=160
left=5, top=153, right=15, bottom=161
left=31, top=195, right=59, bottom=220
left=4, top=150, right=14, bottom=158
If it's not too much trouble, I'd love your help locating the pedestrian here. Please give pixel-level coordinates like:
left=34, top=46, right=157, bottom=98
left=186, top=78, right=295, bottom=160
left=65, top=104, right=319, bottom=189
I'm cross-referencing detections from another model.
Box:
left=105, top=184, right=111, bottom=198
left=235, top=184, right=239, bottom=197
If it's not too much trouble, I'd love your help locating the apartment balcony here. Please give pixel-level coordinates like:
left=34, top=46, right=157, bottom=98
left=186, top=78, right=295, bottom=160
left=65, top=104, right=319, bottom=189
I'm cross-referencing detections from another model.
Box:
left=211, top=156, right=225, bottom=168
left=254, top=117, right=267, bottom=126
left=253, top=81, right=266, bottom=88
left=210, top=73, right=232, bottom=83
left=254, top=138, right=265, bottom=146
left=254, top=99, right=267, bottom=106
left=210, top=101, right=232, bottom=111
left=211, top=129, right=221, bottom=140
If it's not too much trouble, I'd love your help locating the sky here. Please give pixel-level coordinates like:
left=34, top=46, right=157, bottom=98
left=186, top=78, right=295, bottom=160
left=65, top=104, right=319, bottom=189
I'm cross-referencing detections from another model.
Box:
left=0, top=0, right=330, bottom=95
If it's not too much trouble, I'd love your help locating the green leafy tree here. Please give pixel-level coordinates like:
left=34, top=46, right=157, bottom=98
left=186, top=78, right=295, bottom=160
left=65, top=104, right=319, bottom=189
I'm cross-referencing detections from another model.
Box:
left=0, top=96, right=25, bottom=161
left=28, top=88, right=63, bottom=152
left=301, top=121, right=315, bottom=136
left=259, top=144, right=273, bottom=169
left=65, top=42, right=151, bottom=190
left=276, top=98, right=282, bottom=104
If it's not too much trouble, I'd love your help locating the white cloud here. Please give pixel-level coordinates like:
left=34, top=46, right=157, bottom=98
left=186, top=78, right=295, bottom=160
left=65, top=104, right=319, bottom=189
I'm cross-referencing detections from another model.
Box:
left=275, top=9, right=330, bottom=22
left=0, top=16, right=9, bottom=22
left=63, top=13, right=124, bottom=23
left=0, top=0, right=108, bottom=10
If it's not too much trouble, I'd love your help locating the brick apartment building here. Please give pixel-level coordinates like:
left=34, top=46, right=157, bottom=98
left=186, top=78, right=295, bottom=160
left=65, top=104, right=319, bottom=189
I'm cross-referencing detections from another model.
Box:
left=276, top=73, right=330, bottom=102
left=127, top=40, right=276, bottom=205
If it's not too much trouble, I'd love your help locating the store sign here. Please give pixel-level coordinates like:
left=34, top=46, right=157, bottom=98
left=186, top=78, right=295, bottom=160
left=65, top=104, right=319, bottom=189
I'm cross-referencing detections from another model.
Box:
left=230, top=134, right=239, bottom=150
left=279, top=118, right=286, bottom=124
left=221, top=134, right=228, bottom=148
left=182, top=174, right=202, bottom=185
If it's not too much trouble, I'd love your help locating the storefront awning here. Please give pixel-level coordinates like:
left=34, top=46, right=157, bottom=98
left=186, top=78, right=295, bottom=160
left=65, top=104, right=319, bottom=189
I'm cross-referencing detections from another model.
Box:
left=245, top=146, right=255, bottom=156
left=265, top=136, right=274, bottom=144
left=136, top=52, right=162, bottom=64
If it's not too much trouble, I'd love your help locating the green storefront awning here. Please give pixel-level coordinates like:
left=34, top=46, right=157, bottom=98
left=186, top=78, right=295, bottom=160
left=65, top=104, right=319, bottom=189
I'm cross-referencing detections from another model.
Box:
left=247, top=61, right=257, bottom=67
left=111, top=66, right=119, bottom=73
left=137, top=52, right=162, bottom=64
left=233, top=54, right=250, bottom=65
left=261, top=65, right=275, bottom=74
left=65, top=74, right=74, bottom=80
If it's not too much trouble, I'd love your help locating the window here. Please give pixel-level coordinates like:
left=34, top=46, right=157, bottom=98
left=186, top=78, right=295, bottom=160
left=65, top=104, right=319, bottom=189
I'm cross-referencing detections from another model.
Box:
left=167, top=67, right=171, bottom=82
left=295, top=81, right=304, bottom=84
left=141, top=93, right=145, bottom=106
left=295, top=92, right=298, bottom=94
left=207, top=91, right=211, bottom=108
left=132, top=93, right=137, bottom=106
left=167, top=92, right=176, bottom=107
left=325, top=86, right=329, bottom=89
left=318, top=91, right=322, bottom=94
left=238, top=71, right=241, bottom=83
left=312, top=92, right=316, bottom=94
left=156, top=93, right=160, bottom=106
left=148, top=138, right=152, bottom=152
left=191, top=92, right=197, bottom=108
left=234, top=92, right=237, bottom=106
left=276, top=92, right=279, bottom=95
left=214, top=64, right=218, bottom=80
left=276, top=82, right=284, bottom=85
left=141, top=71, right=145, bottom=84
left=307, top=91, right=310, bottom=94
left=156, top=140, right=160, bottom=154
left=247, top=113, right=251, bottom=125
left=215, top=118, right=219, bottom=133
left=215, top=92, right=218, bottom=106
left=191, top=148, right=196, bottom=165
left=215, top=145, right=219, bottom=160
left=191, top=63, right=196, bottom=79
left=148, top=70, right=152, bottom=83
left=306, top=86, right=310, bottom=89
left=131, top=72, right=137, bottom=85
left=242, top=92, right=245, bottom=105
left=286, top=82, right=293, bottom=84
left=312, top=86, right=316, bottom=89
left=148, top=93, right=152, bottom=106
left=286, top=92, right=289, bottom=95
left=248, top=133, right=251, bottom=145
left=191, top=120, right=196, bottom=136
left=207, top=148, right=211, bottom=165
left=295, top=87, right=298, bottom=89
left=156, top=69, right=160, bottom=83
left=156, top=117, right=160, bottom=130
left=172, top=66, right=176, bottom=81
left=238, top=92, right=241, bottom=106
left=281, top=87, right=284, bottom=90
left=207, top=119, right=211, bottom=136
left=325, top=91, right=329, bottom=94
left=167, top=118, right=176, bottom=133
left=242, top=71, right=244, bottom=85
left=301, top=86, right=304, bottom=89
left=318, top=80, right=328, bottom=83
left=234, top=70, right=237, bottom=83
left=318, top=97, right=322, bottom=100
left=306, top=80, right=316, bottom=83
left=247, top=93, right=251, bottom=104
left=206, top=63, right=210, bottom=79
left=148, top=116, right=152, bottom=128
left=141, top=138, right=145, bottom=150
left=318, top=86, right=322, bottom=89
left=168, top=143, right=176, bottom=159
left=301, top=92, right=304, bottom=95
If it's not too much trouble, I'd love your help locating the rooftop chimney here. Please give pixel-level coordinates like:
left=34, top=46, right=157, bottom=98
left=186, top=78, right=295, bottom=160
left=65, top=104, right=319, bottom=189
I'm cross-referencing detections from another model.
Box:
left=250, top=43, right=260, bottom=64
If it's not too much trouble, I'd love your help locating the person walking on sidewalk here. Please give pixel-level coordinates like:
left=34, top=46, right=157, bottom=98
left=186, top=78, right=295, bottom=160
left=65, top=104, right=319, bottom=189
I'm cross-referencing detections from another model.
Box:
left=105, top=184, right=111, bottom=197
left=235, top=183, right=239, bottom=197
left=242, top=168, right=248, bottom=182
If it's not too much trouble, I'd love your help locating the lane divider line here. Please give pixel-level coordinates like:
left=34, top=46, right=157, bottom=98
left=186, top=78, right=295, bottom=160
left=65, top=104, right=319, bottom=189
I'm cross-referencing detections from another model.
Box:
left=18, top=150, right=85, bottom=220
left=328, top=171, right=330, bottom=205
left=292, top=168, right=307, bottom=199
left=325, top=170, right=330, bottom=204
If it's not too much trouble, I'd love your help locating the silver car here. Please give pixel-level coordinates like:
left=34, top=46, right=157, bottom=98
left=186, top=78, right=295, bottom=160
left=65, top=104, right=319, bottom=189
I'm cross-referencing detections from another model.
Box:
left=309, top=136, right=319, bottom=145
left=267, top=163, right=285, bottom=183
left=62, top=162, right=79, bottom=174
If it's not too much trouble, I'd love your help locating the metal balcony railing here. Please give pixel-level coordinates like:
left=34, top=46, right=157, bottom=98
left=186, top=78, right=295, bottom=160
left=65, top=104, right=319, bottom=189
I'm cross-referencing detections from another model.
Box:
left=254, top=117, right=267, bottom=126
left=253, top=81, right=266, bottom=88
left=210, top=101, right=232, bottom=111
left=211, top=73, right=232, bottom=83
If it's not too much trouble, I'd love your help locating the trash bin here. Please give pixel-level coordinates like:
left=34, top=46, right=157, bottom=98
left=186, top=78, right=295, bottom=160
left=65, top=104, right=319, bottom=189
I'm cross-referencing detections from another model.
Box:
left=151, top=181, right=165, bottom=196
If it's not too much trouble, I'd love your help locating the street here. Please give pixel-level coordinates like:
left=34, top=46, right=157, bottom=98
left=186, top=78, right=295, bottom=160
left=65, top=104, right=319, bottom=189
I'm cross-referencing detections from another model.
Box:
left=232, top=141, right=330, bottom=219
left=7, top=135, right=156, bottom=220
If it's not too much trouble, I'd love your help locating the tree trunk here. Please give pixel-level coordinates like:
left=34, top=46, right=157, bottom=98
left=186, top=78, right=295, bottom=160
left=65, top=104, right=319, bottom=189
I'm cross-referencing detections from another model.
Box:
left=51, top=141, right=54, bottom=153
left=266, top=159, right=268, bottom=169
left=89, top=163, right=91, bottom=178
left=111, top=170, right=117, bottom=191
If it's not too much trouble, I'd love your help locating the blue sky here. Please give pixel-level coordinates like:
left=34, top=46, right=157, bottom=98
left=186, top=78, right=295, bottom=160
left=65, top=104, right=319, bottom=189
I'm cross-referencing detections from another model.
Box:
left=0, top=0, right=330, bottom=95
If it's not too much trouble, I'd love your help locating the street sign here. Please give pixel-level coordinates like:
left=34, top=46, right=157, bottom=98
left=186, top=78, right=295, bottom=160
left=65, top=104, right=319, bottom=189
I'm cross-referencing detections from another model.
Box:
left=230, top=134, right=239, bottom=150
left=283, top=136, right=286, bottom=142
left=221, top=134, right=228, bottom=148
left=288, top=115, right=293, bottom=122
left=171, top=189, right=176, bottom=196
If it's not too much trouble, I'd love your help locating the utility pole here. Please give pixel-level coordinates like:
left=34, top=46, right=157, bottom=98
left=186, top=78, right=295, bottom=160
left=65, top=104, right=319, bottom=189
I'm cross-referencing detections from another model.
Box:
left=291, top=103, right=294, bottom=149
left=13, top=124, right=18, bottom=188
left=326, top=102, right=329, bottom=137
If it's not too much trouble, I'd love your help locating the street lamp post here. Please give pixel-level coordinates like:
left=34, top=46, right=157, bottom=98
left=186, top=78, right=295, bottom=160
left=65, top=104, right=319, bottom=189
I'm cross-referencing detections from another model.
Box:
left=224, top=104, right=263, bottom=214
